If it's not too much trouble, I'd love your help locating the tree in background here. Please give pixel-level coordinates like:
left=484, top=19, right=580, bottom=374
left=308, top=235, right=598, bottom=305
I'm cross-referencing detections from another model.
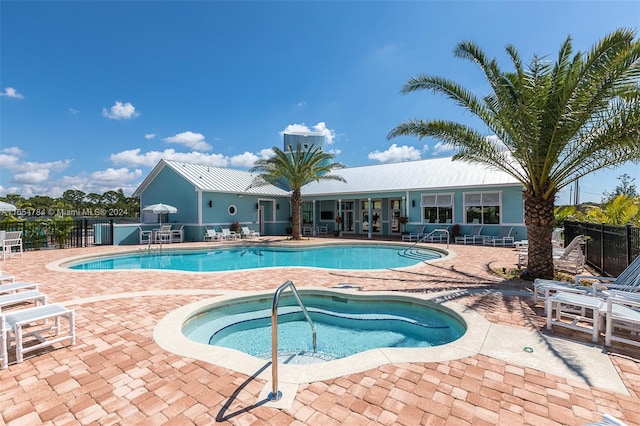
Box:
left=602, top=173, right=638, bottom=203
left=250, top=144, right=345, bottom=240
left=389, top=29, right=640, bottom=279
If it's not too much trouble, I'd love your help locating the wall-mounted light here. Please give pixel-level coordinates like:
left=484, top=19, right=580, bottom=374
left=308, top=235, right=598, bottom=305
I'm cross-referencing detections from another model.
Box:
left=237, top=194, right=243, bottom=198
left=256, top=203, right=259, bottom=210
left=412, top=200, right=416, bottom=207
left=276, top=203, right=280, bottom=210
left=208, top=200, right=213, bottom=208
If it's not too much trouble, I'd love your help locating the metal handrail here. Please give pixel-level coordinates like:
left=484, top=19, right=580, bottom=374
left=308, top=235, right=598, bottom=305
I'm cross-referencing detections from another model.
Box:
left=407, top=228, right=450, bottom=250
left=268, top=280, right=316, bottom=401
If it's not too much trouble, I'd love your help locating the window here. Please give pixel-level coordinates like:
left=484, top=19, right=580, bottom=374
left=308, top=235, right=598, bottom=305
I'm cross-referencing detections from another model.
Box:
left=302, top=202, right=313, bottom=224
left=228, top=205, right=237, bottom=216
left=464, top=192, right=500, bottom=224
left=421, top=194, right=453, bottom=224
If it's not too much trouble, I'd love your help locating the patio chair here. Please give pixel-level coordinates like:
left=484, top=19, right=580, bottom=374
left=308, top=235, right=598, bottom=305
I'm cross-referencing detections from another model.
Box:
left=454, top=226, right=483, bottom=244
left=2, top=231, right=23, bottom=260
left=553, top=235, right=587, bottom=274
left=0, top=282, right=39, bottom=295
left=533, top=245, right=638, bottom=307
left=203, top=228, right=223, bottom=241
left=605, top=291, right=640, bottom=349
left=221, top=228, right=240, bottom=240
left=0, top=270, right=16, bottom=284
left=139, top=227, right=153, bottom=245
left=241, top=227, right=260, bottom=238
left=0, top=290, right=47, bottom=312
left=155, top=225, right=173, bottom=244
left=402, top=225, right=426, bottom=242
left=170, top=225, right=184, bottom=243
left=482, top=227, right=514, bottom=246
left=2, top=303, right=76, bottom=368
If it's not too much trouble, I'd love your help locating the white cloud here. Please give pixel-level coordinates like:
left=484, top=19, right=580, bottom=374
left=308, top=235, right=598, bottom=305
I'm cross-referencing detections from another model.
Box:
left=68, top=108, right=79, bottom=114
left=163, top=131, right=212, bottom=151
left=230, top=152, right=259, bottom=168
left=257, top=148, right=274, bottom=159
left=91, top=167, right=143, bottom=185
left=102, top=101, right=140, bottom=120
left=13, top=169, right=50, bottom=184
left=368, top=144, right=422, bottom=163
left=0, top=87, right=24, bottom=99
left=144, top=133, right=156, bottom=139
left=296, top=101, right=306, bottom=108
left=432, top=142, right=455, bottom=155
left=110, top=148, right=228, bottom=168
left=281, top=122, right=337, bottom=144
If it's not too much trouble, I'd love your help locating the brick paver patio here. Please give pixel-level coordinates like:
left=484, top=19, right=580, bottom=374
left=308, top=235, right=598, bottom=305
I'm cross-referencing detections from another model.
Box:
left=1, top=238, right=639, bottom=425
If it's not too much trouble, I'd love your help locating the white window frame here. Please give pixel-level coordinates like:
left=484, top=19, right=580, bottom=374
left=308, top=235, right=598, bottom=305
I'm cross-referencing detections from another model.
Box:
left=463, top=191, right=502, bottom=224
left=420, top=193, right=453, bottom=224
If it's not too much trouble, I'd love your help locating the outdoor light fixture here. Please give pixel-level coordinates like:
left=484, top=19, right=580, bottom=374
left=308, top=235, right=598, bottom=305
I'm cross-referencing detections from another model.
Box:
left=208, top=200, right=212, bottom=208
left=412, top=200, right=416, bottom=207
left=277, top=203, right=280, bottom=210
left=256, top=203, right=259, bottom=210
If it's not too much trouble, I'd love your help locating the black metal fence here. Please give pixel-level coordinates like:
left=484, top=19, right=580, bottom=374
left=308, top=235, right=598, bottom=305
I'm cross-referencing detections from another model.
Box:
left=1, top=218, right=114, bottom=249
left=564, top=220, right=640, bottom=277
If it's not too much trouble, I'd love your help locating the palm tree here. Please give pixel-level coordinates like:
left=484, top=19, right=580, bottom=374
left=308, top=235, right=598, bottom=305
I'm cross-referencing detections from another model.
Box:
left=389, top=29, right=640, bottom=279
left=250, top=144, right=345, bottom=240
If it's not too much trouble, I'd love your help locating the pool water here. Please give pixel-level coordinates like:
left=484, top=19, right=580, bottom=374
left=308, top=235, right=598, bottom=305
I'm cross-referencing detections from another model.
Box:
left=183, top=292, right=466, bottom=363
left=68, top=244, right=442, bottom=272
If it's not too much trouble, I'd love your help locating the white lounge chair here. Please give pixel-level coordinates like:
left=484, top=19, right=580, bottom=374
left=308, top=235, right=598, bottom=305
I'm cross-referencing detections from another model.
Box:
left=203, top=228, right=223, bottom=241
left=605, top=291, right=640, bottom=348
left=0, top=270, right=16, bottom=284
left=0, top=282, right=39, bottom=295
left=402, top=225, right=426, bottom=242
left=1, top=303, right=76, bottom=368
left=155, top=225, right=173, bottom=243
left=241, top=227, right=260, bottom=238
left=533, top=248, right=639, bottom=307
left=2, top=231, right=23, bottom=260
left=0, top=290, right=47, bottom=312
left=482, top=227, right=514, bottom=246
left=455, top=226, right=483, bottom=244
left=553, top=235, right=587, bottom=274
left=221, top=228, right=240, bottom=240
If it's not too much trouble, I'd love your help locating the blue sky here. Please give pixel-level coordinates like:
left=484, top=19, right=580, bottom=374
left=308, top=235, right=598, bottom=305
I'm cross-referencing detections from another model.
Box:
left=1, top=1, right=638, bottom=204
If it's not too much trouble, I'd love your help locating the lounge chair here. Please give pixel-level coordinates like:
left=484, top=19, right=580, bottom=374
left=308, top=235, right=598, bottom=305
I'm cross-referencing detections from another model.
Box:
left=0, top=282, right=39, bottom=295
left=402, top=225, right=426, bottom=242
left=1, top=303, right=76, bottom=368
left=2, top=231, right=23, bottom=260
left=241, top=227, right=260, bottom=238
left=420, top=228, right=449, bottom=243
left=221, top=228, right=240, bottom=240
left=533, top=247, right=639, bottom=307
left=0, top=290, right=47, bottom=312
left=454, top=226, right=483, bottom=244
left=203, top=228, right=223, bottom=241
left=482, top=227, right=514, bottom=246
left=605, top=291, right=640, bottom=349
left=0, top=270, right=16, bottom=284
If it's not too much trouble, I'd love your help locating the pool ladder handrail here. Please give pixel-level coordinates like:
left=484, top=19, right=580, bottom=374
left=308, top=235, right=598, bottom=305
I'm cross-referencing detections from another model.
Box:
left=407, top=228, right=449, bottom=250
left=268, top=280, right=316, bottom=401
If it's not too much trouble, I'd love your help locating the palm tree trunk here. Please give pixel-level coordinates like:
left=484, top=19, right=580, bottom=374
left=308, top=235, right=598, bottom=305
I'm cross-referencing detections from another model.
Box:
left=523, top=191, right=556, bottom=279
left=291, top=190, right=302, bottom=240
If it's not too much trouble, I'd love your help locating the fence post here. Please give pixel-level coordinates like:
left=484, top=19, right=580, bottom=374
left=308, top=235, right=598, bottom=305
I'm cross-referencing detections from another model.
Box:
left=627, top=223, right=632, bottom=268
left=600, top=222, right=605, bottom=274
left=110, top=219, right=114, bottom=246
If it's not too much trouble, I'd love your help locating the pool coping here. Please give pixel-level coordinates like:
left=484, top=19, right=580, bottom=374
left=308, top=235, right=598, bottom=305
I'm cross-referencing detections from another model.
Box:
left=152, top=287, right=627, bottom=406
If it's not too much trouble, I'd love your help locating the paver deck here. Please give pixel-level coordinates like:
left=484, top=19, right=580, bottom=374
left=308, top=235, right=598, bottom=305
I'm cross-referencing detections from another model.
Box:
left=1, top=237, right=639, bottom=425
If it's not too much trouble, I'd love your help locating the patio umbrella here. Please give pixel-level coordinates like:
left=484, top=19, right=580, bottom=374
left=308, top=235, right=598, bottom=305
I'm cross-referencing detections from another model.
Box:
left=141, top=203, right=178, bottom=249
left=142, top=203, right=178, bottom=223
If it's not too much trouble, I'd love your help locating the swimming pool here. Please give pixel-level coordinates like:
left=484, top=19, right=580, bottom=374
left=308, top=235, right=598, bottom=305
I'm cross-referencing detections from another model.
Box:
left=182, top=290, right=466, bottom=364
left=66, top=243, right=443, bottom=272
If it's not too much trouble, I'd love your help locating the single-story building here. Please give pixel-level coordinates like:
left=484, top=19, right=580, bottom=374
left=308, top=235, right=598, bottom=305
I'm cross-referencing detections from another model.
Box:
left=114, top=151, right=527, bottom=245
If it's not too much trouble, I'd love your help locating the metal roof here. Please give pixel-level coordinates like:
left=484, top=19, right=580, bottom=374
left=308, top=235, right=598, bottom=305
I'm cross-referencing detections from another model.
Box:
left=301, top=157, right=521, bottom=196
left=134, top=157, right=521, bottom=198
